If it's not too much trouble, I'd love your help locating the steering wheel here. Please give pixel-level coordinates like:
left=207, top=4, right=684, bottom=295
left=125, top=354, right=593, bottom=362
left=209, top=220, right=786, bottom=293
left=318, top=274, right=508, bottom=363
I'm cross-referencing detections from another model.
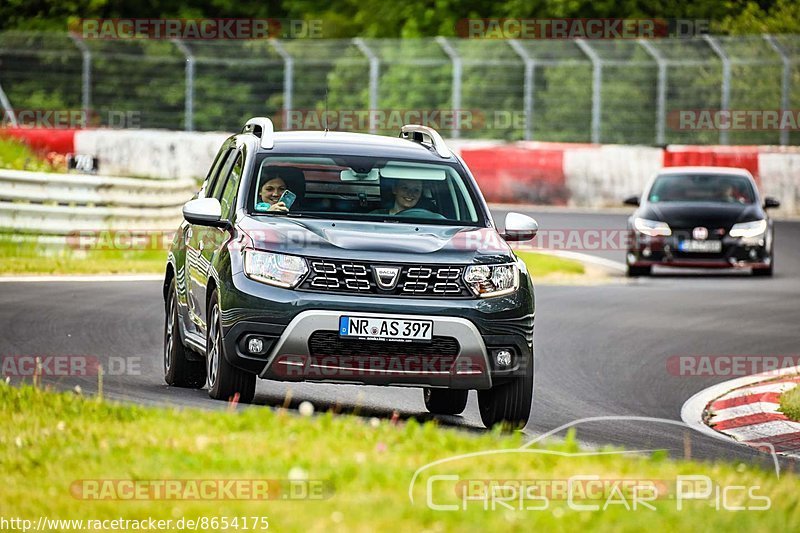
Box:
left=396, top=208, right=446, bottom=220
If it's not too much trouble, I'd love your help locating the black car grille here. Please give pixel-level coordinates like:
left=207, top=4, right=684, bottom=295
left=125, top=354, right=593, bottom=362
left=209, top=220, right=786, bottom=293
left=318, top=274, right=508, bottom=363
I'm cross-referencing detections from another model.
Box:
left=298, top=258, right=473, bottom=298
left=307, top=332, right=460, bottom=374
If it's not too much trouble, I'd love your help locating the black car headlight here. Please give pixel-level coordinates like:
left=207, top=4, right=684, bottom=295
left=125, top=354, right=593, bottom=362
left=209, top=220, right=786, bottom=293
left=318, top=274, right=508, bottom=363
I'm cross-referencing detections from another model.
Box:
left=244, top=250, right=308, bottom=288
left=464, top=263, right=519, bottom=298
left=729, top=219, right=767, bottom=239
left=633, top=217, right=672, bottom=237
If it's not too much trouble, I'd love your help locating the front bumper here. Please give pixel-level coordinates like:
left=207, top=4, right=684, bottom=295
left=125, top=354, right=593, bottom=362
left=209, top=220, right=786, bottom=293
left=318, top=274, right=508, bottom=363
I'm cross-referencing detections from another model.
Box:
left=627, top=231, right=771, bottom=270
left=218, top=271, right=535, bottom=389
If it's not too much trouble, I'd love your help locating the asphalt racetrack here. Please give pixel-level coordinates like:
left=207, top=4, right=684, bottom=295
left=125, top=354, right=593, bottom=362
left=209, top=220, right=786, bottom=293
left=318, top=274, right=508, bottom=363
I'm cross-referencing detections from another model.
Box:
left=2, top=210, right=799, bottom=468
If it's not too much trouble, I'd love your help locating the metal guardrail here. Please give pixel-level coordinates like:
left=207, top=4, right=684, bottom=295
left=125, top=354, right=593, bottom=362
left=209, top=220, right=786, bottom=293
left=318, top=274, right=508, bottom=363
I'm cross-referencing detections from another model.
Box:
left=0, top=169, right=196, bottom=234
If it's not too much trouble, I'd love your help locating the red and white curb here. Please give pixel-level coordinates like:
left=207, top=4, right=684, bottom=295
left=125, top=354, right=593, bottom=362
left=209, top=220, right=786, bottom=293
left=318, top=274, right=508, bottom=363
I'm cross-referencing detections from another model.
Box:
left=681, top=366, right=800, bottom=458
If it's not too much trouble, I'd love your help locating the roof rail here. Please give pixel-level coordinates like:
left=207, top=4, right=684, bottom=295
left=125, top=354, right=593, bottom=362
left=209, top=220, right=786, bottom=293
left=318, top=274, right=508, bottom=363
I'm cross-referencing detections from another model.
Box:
left=242, top=117, right=275, bottom=149
left=399, top=124, right=452, bottom=158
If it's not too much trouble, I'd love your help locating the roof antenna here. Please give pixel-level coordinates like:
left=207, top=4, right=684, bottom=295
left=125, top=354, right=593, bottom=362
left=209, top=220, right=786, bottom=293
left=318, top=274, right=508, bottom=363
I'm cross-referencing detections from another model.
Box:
left=323, top=88, right=329, bottom=133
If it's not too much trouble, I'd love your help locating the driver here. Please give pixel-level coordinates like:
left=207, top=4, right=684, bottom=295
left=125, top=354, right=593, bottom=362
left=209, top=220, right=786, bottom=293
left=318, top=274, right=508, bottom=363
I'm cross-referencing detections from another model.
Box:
left=371, top=179, right=423, bottom=215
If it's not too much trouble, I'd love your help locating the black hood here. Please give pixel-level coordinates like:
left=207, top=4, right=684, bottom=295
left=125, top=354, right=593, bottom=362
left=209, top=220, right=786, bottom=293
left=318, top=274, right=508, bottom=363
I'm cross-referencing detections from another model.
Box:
left=638, top=202, right=765, bottom=230
left=236, top=216, right=514, bottom=264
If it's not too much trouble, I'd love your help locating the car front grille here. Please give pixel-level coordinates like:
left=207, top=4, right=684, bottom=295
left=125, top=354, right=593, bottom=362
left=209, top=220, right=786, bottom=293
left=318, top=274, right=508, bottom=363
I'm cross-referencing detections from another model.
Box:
left=307, top=332, right=461, bottom=375
left=298, top=258, right=473, bottom=298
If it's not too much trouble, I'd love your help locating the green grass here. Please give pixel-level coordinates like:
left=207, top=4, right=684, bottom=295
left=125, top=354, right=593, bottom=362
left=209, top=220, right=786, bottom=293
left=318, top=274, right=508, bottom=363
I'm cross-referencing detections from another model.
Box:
left=2, top=383, right=799, bottom=532
left=0, top=137, right=66, bottom=172
left=0, top=234, right=167, bottom=275
left=0, top=235, right=586, bottom=278
left=516, top=250, right=585, bottom=277
left=780, top=386, right=800, bottom=422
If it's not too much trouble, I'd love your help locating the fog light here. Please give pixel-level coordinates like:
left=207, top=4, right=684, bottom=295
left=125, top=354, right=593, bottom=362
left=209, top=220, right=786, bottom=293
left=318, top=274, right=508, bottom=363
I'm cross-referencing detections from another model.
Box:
left=248, top=337, right=264, bottom=354
left=495, top=350, right=512, bottom=368
left=642, top=247, right=652, bottom=258
left=749, top=249, right=758, bottom=260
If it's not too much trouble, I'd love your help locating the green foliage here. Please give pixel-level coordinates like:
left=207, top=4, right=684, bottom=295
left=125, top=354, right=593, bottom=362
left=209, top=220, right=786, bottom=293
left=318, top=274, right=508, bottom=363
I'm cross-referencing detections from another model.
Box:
left=779, top=385, right=800, bottom=422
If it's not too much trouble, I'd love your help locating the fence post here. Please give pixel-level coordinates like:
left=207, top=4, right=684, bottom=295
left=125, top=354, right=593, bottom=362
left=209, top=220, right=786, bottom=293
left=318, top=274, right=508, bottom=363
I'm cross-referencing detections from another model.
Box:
left=703, top=35, right=730, bottom=145
left=575, top=39, right=602, bottom=144
left=68, top=33, right=92, bottom=126
left=638, top=39, right=667, bottom=146
left=270, top=40, right=294, bottom=129
left=508, top=40, right=535, bottom=141
left=353, top=38, right=380, bottom=134
left=764, top=35, right=791, bottom=146
left=173, top=39, right=195, bottom=132
left=0, top=82, right=16, bottom=127
left=436, top=37, right=462, bottom=139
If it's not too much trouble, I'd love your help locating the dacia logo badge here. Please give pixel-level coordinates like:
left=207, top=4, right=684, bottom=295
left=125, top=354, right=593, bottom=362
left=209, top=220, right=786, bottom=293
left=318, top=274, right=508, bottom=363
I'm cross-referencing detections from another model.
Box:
left=374, top=267, right=400, bottom=289
left=692, top=227, right=709, bottom=240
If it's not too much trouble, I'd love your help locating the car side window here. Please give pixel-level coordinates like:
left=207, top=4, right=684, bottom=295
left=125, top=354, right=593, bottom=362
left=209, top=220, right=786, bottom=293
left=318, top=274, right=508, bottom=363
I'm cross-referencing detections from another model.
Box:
left=219, top=153, right=244, bottom=220
left=209, top=149, right=237, bottom=200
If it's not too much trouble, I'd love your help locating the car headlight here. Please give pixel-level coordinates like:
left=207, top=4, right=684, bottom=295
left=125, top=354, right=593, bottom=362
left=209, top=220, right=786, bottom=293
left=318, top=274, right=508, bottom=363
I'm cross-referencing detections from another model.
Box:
left=243, top=250, right=308, bottom=288
left=464, top=263, right=519, bottom=298
left=633, top=217, right=672, bottom=237
left=729, top=219, right=767, bottom=239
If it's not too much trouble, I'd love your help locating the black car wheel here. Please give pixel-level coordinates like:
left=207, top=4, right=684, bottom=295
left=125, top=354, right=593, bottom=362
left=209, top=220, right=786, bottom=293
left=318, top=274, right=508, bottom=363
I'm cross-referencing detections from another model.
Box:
left=164, top=279, right=206, bottom=388
left=423, top=388, right=468, bottom=415
left=626, top=264, right=651, bottom=277
left=206, top=291, right=256, bottom=403
left=477, top=358, right=533, bottom=430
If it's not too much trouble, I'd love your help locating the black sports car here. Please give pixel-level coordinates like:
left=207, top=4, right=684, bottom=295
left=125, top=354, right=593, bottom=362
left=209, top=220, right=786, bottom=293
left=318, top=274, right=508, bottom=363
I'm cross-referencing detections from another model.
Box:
left=624, top=167, right=780, bottom=277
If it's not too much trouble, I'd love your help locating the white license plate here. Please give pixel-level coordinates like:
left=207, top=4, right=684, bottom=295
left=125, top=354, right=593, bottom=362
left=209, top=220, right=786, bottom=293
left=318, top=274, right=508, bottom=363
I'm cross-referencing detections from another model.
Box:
left=339, top=316, right=432, bottom=342
left=679, top=240, right=722, bottom=253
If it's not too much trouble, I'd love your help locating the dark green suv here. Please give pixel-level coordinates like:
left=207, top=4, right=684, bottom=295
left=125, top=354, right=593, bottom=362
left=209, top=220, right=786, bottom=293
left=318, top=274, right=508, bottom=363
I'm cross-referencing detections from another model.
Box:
left=163, top=118, right=539, bottom=428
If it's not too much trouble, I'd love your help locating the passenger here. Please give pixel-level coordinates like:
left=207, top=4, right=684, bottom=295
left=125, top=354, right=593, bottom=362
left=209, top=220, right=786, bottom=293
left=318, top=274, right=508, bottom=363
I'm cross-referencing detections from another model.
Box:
left=371, top=179, right=423, bottom=215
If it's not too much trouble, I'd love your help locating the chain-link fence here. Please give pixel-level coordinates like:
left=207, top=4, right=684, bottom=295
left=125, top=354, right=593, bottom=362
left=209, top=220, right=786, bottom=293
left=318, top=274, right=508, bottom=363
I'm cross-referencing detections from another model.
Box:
left=2, top=32, right=800, bottom=145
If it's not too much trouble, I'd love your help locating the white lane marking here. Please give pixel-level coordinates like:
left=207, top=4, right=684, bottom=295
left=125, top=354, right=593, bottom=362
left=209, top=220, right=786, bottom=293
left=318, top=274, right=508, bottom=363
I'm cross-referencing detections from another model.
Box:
left=716, top=381, right=799, bottom=400
left=529, top=248, right=627, bottom=272
left=680, top=365, right=800, bottom=446
left=0, top=274, right=163, bottom=283
left=721, top=421, right=800, bottom=442
left=709, top=402, right=782, bottom=423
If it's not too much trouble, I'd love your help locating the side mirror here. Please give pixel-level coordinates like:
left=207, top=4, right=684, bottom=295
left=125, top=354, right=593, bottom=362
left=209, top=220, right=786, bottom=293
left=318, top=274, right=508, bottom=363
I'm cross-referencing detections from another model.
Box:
left=182, top=198, right=228, bottom=228
left=623, top=195, right=640, bottom=207
left=764, top=197, right=781, bottom=209
left=502, top=212, right=538, bottom=242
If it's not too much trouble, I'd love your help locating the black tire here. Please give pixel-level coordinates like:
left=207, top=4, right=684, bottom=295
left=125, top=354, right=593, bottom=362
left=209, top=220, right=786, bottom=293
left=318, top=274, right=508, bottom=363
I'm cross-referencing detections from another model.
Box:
left=206, top=291, right=256, bottom=403
left=626, top=264, right=651, bottom=277
left=752, top=264, right=773, bottom=277
left=478, top=360, right=533, bottom=430
left=164, top=279, right=206, bottom=388
left=423, top=388, right=468, bottom=415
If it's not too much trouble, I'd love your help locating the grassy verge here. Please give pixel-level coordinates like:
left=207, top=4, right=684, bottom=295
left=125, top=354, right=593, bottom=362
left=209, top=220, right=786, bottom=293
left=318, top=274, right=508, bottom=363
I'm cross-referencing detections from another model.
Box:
left=0, top=137, right=66, bottom=172
left=780, top=386, right=800, bottom=421
left=2, top=383, right=798, bottom=531
left=516, top=250, right=585, bottom=278
left=0, top=234, right=166, bottom=275
left=0, top=235, right=586, bottom=279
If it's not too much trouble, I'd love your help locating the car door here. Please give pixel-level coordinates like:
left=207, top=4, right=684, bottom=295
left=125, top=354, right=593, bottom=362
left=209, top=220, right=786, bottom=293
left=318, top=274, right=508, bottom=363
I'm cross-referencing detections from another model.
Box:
left=189, top=149, right=245, bottom=333
left=185, top=146, right=237, bottom=331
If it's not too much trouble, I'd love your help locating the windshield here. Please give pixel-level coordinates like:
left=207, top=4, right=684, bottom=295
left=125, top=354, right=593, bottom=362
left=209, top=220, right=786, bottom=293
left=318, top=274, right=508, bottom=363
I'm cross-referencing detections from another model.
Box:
left=647, top=174, right=756, bottom=204
left=247, top=155, right=484, bottom=225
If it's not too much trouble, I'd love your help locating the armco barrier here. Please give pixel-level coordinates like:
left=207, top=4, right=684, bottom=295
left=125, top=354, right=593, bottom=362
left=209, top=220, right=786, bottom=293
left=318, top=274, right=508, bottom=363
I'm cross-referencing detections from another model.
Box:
left=0, top=169, right=196, bottom=234
left=4, top=129, right=800, bottom=214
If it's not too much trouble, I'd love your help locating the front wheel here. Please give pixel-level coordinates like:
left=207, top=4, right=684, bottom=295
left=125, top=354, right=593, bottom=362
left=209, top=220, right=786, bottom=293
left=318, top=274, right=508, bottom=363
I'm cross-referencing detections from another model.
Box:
left=164, top=279, right=206, bottom=388
left=206, top=291, right=256, bottom=403
left=626, top=264, right=651, bottom=277
left=478, top=361, right=533, bottom=430
left=423, top=388, right=468, bottom=415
